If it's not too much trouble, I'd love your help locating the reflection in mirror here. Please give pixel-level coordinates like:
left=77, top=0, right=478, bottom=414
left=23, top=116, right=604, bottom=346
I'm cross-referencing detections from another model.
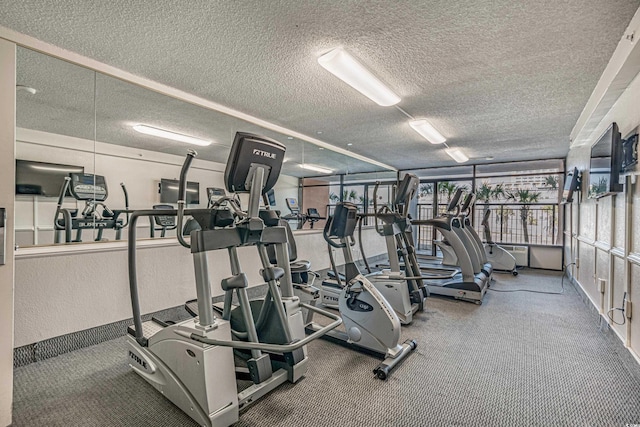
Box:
left=15, top=49, right=393, bottom=247
left=94, top=72, right=237, bottom=242
left=15, top=47, right=97, bottom=247
left=301, top=169, right=398, bottom=229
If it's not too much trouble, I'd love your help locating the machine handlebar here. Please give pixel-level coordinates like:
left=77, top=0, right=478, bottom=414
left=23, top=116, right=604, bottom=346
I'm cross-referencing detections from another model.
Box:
left=177, top=150, right=197, bottom=249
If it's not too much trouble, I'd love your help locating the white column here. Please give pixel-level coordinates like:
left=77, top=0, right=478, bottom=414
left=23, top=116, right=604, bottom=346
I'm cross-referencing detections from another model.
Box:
left=0, top=39, right=16, bottom=427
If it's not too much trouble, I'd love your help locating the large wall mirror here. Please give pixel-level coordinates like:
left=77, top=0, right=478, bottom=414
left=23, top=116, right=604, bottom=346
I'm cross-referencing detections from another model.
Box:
left=15, top=46, right=391, bottom=248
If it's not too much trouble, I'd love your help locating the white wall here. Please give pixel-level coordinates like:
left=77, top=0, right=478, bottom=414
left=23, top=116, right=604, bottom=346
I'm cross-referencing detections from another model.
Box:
left=565, top=69, right=640, bottom=362
left=0, top=39, right=16, bottom=427
left=272, top=174, right=300, bottom=216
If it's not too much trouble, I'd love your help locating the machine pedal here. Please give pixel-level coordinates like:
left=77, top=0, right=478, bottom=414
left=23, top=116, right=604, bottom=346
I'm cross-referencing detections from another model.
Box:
left=247, top=354, right=273, bottom=384
left=283, top=344, right=305, bottom=366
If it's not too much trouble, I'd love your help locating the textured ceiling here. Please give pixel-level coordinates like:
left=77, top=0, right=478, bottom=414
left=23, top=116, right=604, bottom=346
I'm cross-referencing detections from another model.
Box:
left=3, top=0, right=640, bottom=170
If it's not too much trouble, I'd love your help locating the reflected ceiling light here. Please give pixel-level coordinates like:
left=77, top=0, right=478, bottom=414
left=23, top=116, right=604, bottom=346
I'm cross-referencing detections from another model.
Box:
left=445, top=148, right=469, bottom=163
left=300, top=164, right=334, bottom=174
left=318, top=47, right=400, bottom=106
left=132, top=124, right=212, bottom=146
left=166, top=185, right=198, bottom=193
left=29, top=164, right=83, bottom=173
left=409, top=120, right=446, bottom=144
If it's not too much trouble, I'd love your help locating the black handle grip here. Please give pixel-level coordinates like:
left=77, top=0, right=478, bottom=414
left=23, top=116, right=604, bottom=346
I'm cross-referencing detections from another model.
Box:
left=179, top=150, right=197, bottom=203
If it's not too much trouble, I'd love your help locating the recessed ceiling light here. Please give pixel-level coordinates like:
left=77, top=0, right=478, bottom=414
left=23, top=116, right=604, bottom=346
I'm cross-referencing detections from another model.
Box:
left=409, top=120, right=446, bottom=144
left=445, top=148, right=469, bottom=163
left=347, top=143, right=353, bottom=146
left=317, top=131, right=323, bottom=134
left=132, top=124, right=212, bottom=146
left=319, top=147, right=324, bottom=150
left=485, top=156, right=494, bottom=160
left=318, top=47, right=400, bottom=106
left=300, top=163, right=334, bottom=174
left=287, top=136, right=293, bottom=140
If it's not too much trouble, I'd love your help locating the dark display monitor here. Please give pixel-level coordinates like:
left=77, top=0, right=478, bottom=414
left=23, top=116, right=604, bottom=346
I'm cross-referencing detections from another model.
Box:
left=15, top=160, right=84, bottom=197
left=562, top=167, right=580, bottom=204
left=159, top=178, right=200, bottom=204
left=588, top=123, right=623, bottom=199
left=266, top=189, right=277, bottom=207
left=224, top=132, right=285, bottom=194
left=394, top=173, right=419, bottom=206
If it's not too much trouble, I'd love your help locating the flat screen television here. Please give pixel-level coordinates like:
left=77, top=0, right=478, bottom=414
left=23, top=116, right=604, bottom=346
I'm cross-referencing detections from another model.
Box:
left=588, top=123, right=623, bottom=199
left=15, top=160, right=84, bottom=197
left=562, top=167, right=580, bottom=204
left=159, top=178, right=200, bottom=204
left=621, top=133, right=638, bottom=173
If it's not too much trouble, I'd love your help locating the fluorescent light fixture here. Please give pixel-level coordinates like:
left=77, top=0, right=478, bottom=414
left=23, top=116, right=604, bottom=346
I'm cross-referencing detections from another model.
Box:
left=409, top=120, right=446, bottom=144
left=299, top=164, right=334, bottom=174
left=317, top=47, right=400, bottom=106
left=133, top=124, right=212, bottom=146
left=29, top=165, right=83, bottom=173
left=445, top=148, right=469, bottom=163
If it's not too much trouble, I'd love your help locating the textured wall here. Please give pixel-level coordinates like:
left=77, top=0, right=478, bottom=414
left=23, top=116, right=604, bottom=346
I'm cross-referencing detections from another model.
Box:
left=565, top=72, right=640, bottom=360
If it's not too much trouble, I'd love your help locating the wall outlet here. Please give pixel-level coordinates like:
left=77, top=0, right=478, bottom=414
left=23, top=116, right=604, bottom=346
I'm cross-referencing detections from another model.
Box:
left=597, top=278, right=606, bottom=294
left=625, top=299, right=632, bottom=319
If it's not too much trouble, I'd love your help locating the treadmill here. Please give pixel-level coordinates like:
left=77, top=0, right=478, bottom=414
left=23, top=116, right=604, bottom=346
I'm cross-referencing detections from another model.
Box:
left=434, top=192, right=493, bottom=277
left=411, top=189, right=491, bottom=304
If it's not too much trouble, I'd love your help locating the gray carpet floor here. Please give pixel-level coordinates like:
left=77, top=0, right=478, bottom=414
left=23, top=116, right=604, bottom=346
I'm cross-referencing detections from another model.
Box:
left=12, top=270, right=640, bottom=426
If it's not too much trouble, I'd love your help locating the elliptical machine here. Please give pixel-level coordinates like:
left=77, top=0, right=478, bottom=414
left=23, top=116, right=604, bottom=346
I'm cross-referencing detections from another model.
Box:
left=54, top=173, right=129, bottom=243
left=351, top=174, right=429, bottom=324
left=481, top=209, right=517, bottom=275
left=126, top=132, right=341, bottom=427
left=307, top=202, right=417, bottom=380
left=411, top=189, right=491, bottom=304
left=434, top=192, right=493, bottom=278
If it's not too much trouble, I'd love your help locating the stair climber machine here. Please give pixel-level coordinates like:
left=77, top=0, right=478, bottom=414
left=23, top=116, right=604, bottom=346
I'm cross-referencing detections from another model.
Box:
left=434, top=192, right=493, bottom=278
left=481, top=208, right=517, bottom=275
left=412, top=188, right=492, bottom=304
left=352, top=174, right=429, bottom=324
left=126, top=132, right=342, bottom=427
left=306, top=202, right=418, bottom=380
left=54, top=173, right=129, bottom=243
